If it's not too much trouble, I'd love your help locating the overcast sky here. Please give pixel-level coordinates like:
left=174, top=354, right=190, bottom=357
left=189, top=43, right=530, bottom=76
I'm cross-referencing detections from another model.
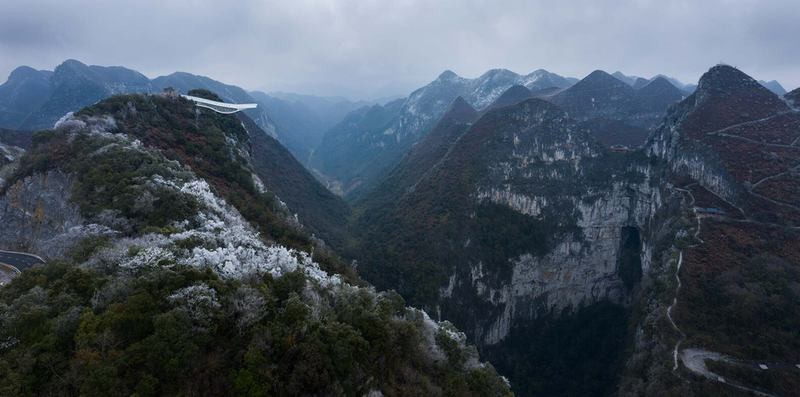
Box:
left=0, top=0, right=798, bottom=100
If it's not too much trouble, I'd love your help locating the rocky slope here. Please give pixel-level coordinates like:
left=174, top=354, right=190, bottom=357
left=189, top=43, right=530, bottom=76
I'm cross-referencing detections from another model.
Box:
left=0, top=93, right=511, bottom=396
left=311, top=68, right=577, bottom=202
left=355, top=97, right=478, bottom=228
left=481, top=85, right=534, bottom=113
left=0, top=171, right=83, bottom=257
left=617, top=65, right=800, bottom=396
left=648, top=64, right=800, bottom=224
left=353, top=65, right=798, bottom=396
left=238, top=112, right=351, bottom=250
left=352, top=94, right=686, bottom=395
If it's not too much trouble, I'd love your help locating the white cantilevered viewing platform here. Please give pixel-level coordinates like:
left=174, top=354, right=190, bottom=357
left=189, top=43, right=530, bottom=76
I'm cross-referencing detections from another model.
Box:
left=181, top=95, right=258, bottom=114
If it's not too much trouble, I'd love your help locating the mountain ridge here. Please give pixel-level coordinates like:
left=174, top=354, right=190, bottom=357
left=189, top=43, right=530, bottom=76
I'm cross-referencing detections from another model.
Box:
left=311, top=68, right=577, bottom=202
left=0, top=91, right=512, bottom=396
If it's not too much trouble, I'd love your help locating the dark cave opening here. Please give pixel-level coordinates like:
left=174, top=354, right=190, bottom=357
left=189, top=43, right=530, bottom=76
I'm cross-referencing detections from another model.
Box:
left=617, top=226, right=642, bottom=290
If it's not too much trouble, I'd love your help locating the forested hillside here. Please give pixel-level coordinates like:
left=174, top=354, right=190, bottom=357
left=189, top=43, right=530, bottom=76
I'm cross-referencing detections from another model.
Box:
left=0, top=93, right=512, bottom=396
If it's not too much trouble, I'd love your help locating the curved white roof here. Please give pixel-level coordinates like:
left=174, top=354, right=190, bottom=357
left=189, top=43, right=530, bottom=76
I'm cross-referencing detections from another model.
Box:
left=181, top=95, right=258, bottom=114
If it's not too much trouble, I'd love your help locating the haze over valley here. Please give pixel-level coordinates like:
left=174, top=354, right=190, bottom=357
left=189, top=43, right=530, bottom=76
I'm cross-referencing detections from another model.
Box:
left=1, top=1, right=799, bottom=396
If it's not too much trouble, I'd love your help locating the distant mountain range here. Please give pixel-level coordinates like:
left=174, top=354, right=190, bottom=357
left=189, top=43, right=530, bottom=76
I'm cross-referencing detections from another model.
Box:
left=612, top=70, right=789, bottom=96
left=0, top=60, right=380, bottom=165
left=309, top=68, right=578, bottom=202
left=347, top=63, right=800, bottom=396
left=1, top=58, right=798, bottom=396
left=612, top=71, right=697, bottom=93
left=249, top=90, right=375, bottom=163
left=546, top=71, right=686, bottom=147
left=312, top=67, right=726, bottom=202
left=0, top=60, right=159, bottom=131
left=152, top=72, right=372, bottom=164
left=0, top=60, right=791, bottom=206
left=757, top=79, right=788, bottom=95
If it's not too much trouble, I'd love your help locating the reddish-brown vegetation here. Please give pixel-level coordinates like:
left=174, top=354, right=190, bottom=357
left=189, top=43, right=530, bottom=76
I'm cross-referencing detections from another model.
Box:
left=677, top=218, right=800, bottom=360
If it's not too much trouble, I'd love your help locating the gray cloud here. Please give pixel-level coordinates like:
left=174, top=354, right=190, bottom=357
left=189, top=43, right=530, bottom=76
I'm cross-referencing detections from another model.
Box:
left=0, top=0, right=798, bottom=99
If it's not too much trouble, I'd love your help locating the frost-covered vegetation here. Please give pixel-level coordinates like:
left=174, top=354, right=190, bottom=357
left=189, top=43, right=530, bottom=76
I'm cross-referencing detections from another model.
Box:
left=0, top=141, right=23, bottom=185
left=0, top=94, right=512, bottom=396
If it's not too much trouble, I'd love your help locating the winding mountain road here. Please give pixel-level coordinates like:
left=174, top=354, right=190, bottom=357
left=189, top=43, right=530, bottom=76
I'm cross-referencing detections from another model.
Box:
left=671, top=187, right=799, bottom=397
left=682, top=348, right=799, bottom=397
left=0, top=249, right=44, bottom=273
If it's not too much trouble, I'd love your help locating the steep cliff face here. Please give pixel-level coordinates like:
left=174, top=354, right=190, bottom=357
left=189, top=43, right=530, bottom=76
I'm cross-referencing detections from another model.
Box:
left=0, top=171, right=84, bottom=258
left=355, top=97, right=684, bottom=395
left=357, top=98, right=677, bottom=338
left=617, top=65, right=800, bottom=397
left=438, top=100, right=671, bottom=345
left=473, top=176, right=666, bottom=344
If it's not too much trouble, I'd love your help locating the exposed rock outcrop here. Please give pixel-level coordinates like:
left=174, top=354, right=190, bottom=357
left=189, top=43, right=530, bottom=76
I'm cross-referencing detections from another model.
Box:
left=0, top=171, right=83, bottom=258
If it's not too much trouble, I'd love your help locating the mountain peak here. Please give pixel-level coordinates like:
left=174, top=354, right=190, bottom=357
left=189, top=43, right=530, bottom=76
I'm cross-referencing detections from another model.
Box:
left=7, top=66, right=41, bottom=82
left=437, top=70, right=458, bottom=80
left=587, top=69, right=616, bottom=79
left=612, top=71, right=634, bottom=85
left=485, top=85, right=534, bottom=111
left=758, top=79, right=787, bottom=95
left=683, top=65, right=789, bottom=135
left=639, top=76, right=683, bottom=94
left=574, top=70, right=632, bottom=90
left=480, top=68, right=516, bottom=80
left=501, top=84, right=533, bottom=97
left=494, top=97, right=565, bottom=119
left=52, top=59, right=95, bottom=82
left=553, top=70, right=634, bottom=101
left=443, top=96, right=478, bottom=123
left=696, top=65, right=773, bottom=97
left=633, top=77, right=650, bottom=89
left=58, top=59, right=89, bottom=71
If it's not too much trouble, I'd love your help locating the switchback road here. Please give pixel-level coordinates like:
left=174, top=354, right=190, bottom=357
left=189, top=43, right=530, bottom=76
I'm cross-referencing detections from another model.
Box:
left=0, top=249, right=44, bottom=273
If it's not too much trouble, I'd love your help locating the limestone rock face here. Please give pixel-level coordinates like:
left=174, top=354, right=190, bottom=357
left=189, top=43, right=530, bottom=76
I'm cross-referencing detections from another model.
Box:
left=0, top=171, right=82, bottom=258
left=433, top=99, right=672, bottom=344
left=475, top=178, right=665, bottom=344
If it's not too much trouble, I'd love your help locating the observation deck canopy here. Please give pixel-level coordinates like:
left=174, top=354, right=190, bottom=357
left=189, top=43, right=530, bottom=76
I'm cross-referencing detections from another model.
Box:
left=181, top=95, right=258, bottom=114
